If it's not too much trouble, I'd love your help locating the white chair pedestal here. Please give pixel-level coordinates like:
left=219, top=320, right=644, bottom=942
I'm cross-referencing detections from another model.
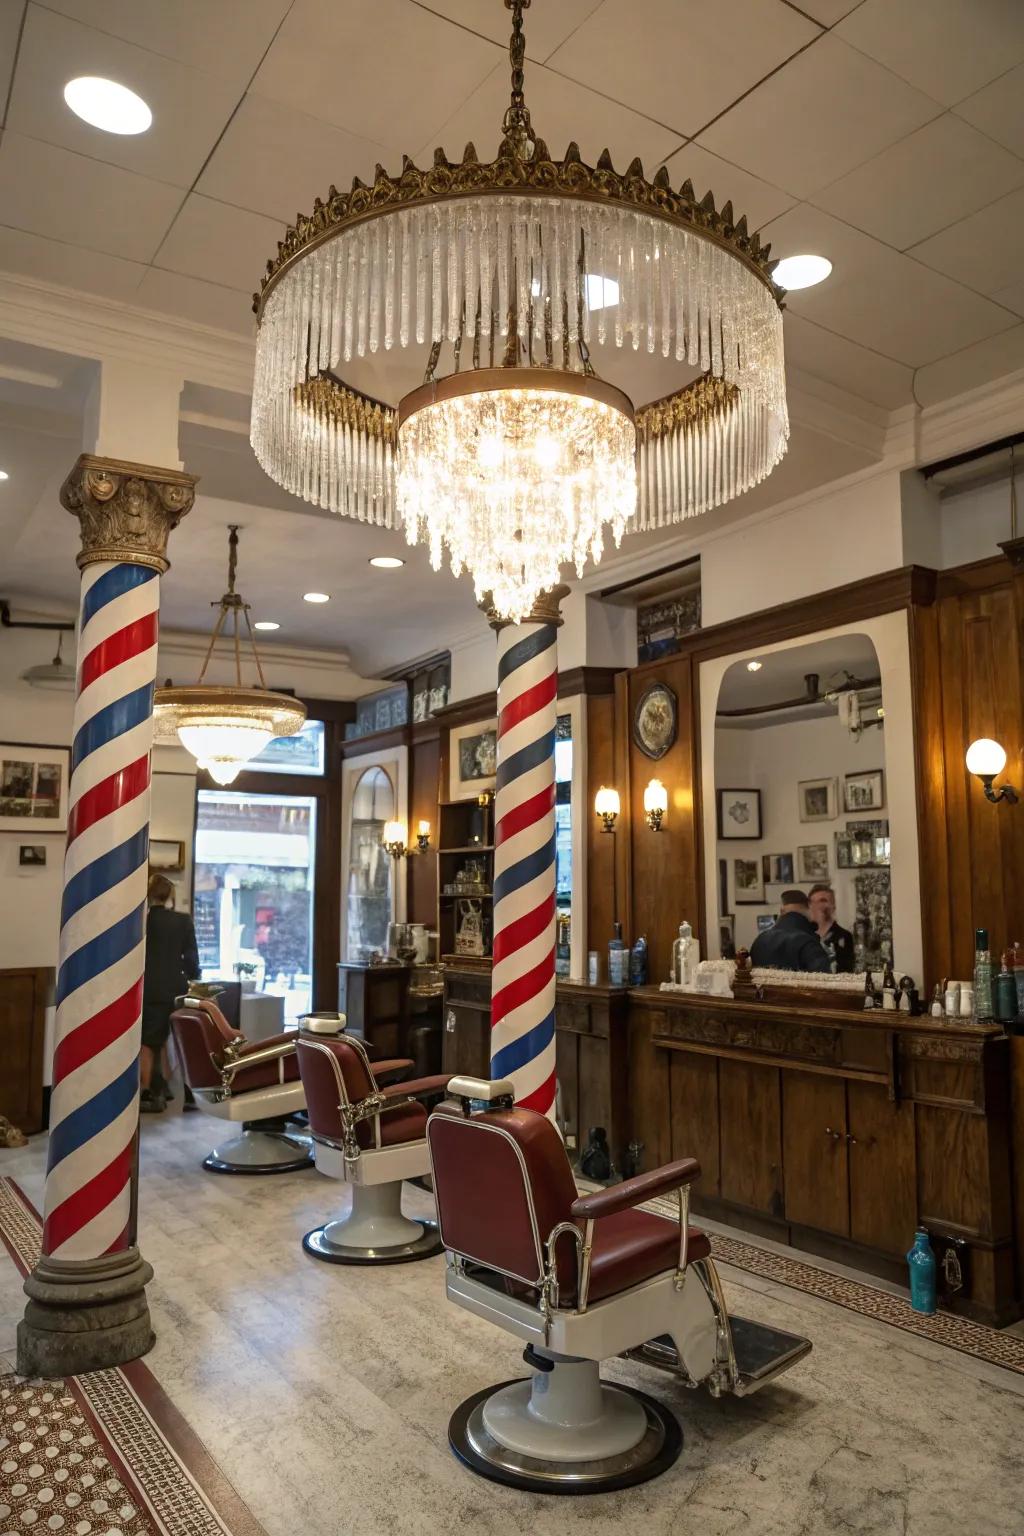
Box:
left=302, top=1179, right=440, bottom=1264
left=205, top=1122, right=312, bottom=1175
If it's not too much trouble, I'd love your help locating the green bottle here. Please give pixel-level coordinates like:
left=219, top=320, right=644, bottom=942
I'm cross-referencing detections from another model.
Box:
left=973, top=928, right=994, bottom=1024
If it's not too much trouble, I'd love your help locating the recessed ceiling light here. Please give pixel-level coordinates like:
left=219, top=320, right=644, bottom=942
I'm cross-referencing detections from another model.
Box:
left=0, top=470, right=9, bottom=482
left=303, top=591, right=330, bottom=603
left=253, top=620, right=280, bottom=631
left=773, top=254, right=832, bottom=291
left=746, top=660, right=763, bottom=672
left=64, top=77, right=152, bottom=136
left=369, top=555, right=404, bottom=569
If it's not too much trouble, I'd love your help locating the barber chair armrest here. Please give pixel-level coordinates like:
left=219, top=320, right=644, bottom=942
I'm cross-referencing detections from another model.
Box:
left=379, top=1074, right=452, bottom=1101
left=569, top=1158, right=701, bottom=1223
left=221, top=1037, right=295, bottom=1077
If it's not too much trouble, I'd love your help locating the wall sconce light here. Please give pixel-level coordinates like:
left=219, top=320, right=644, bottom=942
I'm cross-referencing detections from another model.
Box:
left=594, top=785, right=620, bottom=833
left=382, top=820, right=409, bottom=858
left=966, top=738, right=1019, bottom=804
left=643, top=778, right=668, bottom=831
left=415, top=819, right=432, bottom=853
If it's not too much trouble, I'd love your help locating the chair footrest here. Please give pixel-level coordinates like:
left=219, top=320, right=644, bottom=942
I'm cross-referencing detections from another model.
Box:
left=639, top=1315, right=812, bottom=1394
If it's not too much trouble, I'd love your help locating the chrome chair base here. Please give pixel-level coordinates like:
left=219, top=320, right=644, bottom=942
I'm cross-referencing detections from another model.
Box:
left=302, top=1218, right=442, bottom=1265
left=203, top=1126, right=313, bottom=1175
left=448, top=1378, right=681, bottom=1496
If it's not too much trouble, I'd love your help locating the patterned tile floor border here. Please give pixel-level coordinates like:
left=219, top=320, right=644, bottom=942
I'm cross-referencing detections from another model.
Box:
left=0, top=1179, right=267, bottom=1536
left=640, top=1191, right=1024, bottom=1376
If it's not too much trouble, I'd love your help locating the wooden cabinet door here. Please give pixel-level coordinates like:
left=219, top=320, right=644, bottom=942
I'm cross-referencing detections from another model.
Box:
left=442, top=1004, right=490, bottom=1077
left=669, top=1052, right=720, bottom=1198
left=848, top=1081, right=917, bottom=1255
left=782, top=1072, right=850, bottom=1237
left=719, top=1060, right=783, bottom=1216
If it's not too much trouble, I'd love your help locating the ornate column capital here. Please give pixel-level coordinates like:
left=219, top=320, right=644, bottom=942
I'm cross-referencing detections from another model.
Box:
left=60, top=454, right=197, bottom=573
left=481, top=582, right=571, bottom=633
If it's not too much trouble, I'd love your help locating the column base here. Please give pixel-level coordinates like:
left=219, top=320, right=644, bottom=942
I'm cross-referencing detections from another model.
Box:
left=17, top=1247, right=155, bottom=1379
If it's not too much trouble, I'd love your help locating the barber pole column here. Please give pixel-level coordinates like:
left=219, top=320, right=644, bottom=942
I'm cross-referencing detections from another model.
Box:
left=18, top=456, right=195, bottom=1379
left=488, top=586, right=569, bottom=1121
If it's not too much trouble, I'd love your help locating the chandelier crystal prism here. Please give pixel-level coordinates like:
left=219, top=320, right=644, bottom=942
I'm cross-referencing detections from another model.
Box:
left=250, top=0, right=789, bottom=620
left=154, top=526, right=305, bottom=784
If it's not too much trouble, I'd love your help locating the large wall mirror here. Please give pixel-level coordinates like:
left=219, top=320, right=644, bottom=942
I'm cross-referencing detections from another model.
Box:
left=341, top=746, right=408, bottom=961
left=699, top=615, right=923, bottom=980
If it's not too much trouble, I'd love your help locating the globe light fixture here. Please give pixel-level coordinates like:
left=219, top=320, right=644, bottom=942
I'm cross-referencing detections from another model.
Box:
left=155, top=526, right=305, bottom=785
left=250, top=0, right=789, bottom=622
left=382, top=820, right=409, bottom=858
left=643, top=778, right=668, bottom=831
left=966, top=738, right=1018, bottom=804
left=595, top=786, right=621, bottom=833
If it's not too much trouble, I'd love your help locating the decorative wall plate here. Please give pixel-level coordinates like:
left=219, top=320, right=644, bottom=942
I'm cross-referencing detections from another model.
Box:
left=633, top=682, right=677, bottom=761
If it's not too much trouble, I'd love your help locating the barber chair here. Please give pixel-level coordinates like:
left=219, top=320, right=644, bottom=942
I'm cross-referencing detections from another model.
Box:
left=427, top=1078, right=812, bottom=1496
left=295, top=1030, right=453, bottom=1264
left=170, top=997, right=415, bottom=1174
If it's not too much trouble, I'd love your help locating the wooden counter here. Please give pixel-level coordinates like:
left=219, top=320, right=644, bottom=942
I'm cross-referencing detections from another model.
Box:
left=629, top=987, right=1015, bottom=1325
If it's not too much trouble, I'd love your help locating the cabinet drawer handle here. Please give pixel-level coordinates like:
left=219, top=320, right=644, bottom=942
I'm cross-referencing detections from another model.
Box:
left=824, top=1126, right=842, bottom=1140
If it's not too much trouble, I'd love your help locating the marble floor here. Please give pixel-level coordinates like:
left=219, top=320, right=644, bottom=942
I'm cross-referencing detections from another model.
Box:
left=2, top=1110, right=1023, bottom=1536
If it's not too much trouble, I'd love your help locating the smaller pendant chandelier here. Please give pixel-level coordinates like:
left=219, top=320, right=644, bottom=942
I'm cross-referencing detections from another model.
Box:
left=155, top=526, right=305, bottom=785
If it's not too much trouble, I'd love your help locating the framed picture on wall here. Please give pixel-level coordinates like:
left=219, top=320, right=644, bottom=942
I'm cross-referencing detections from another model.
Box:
left=449, top=718, right=498, bottom=800
left=717, top=787, right=761, bottom=840
left=798, top=777, right=837, bottom=823
left=149, top=839, right=186, bottom=871
left=761, top=852, right=794, bottom=885
left=798, top=844, right=830, bottom=881
left=844, top=769, right=885, bottom=813
left=0, top=743, right=70, bottom=833
left=733, top=858, right=765, bottom=904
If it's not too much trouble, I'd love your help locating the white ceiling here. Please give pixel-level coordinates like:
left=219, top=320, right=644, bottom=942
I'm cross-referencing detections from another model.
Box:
left=717, top=631, right=881, bottom=718
left=2, top=0, right=1024, bottom=674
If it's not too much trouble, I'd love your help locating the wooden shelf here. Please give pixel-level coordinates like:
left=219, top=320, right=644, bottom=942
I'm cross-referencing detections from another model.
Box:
left=439, top=844, right=494, bottom=854
left=440, top=891, right=493, bottom=900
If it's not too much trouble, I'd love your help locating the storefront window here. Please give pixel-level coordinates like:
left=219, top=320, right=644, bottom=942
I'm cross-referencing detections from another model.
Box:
left=194, top=790, right=317, bottom=1024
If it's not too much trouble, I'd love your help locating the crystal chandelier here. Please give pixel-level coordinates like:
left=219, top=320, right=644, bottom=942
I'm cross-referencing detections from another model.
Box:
left=154, top=526, right=305, bottom=784
left=250, top=0, right=788, bottom=620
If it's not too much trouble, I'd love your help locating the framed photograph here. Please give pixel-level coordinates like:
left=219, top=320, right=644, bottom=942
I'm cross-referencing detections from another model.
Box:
left=19, top=844, right=47, bottom=867
left=798, top=844, right=830, bottom=882
left=798, top=777, right=837, bottom=823
left=0, top=743, right=69, bottom=832
left=844, top=769, right=885, bottom=813
left=761, top=852, right=794, bottom=885
left=449, top=718, right=498, bottom=800
left=756, top=913, right=776, bottom=933
left=632, top=681, right=677, bottom=761
left=717, top=787, right=762, bottom=840
left=838, top=820, right=890, bottom=869
left=150, top=839, right=186, bottom=871
left=733, top=858, right=765, bottom=904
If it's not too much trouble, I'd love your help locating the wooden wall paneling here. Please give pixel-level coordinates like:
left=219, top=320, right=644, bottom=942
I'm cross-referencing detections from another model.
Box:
left=586, top=691, right=617, bottom=956
left=612, top=670, right=634, bottom=946
left=910, top=604, right=954, bottom=986
left=627, top=1018, right=671, bottom=1171
left=668, top=1051, right=720, bottom=1196
left=408, top=723, right=441, bottom=928
left=718, top=1059, right=783, bottom=1216
left=847, top=1082, right=917, bottom=1256
left=555, top=1027, right=580, bottom=1150
left=936, top=595, right=975, bottom=981
left=0, top=967, right=48, bottom=1133
left=781, top=1071, right=849, bottom=1237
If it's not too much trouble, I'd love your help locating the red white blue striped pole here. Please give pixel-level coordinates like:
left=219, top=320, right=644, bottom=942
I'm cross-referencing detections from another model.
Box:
left=489, top=586, right=567, bottom=1121
left=19, top=455, right=194, bottom=1378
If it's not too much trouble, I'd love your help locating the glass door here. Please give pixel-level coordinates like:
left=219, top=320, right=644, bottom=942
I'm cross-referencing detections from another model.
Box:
left=193, top=789, right=317, bottom=1025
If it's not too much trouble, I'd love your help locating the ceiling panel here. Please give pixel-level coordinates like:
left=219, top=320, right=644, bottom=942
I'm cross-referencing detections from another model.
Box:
left=136, top=268, right=256, bottom=337
left=700, top=33, right=940, bottom=198
left=955, top=62, right=1024, bottom=160
left=812, top=113, right=1024, bottom=250
left=914, top=321, right=1024, bottom=407
left=547, top=0, right=820, bottom=139
left=991, top=282, right=1024, bottom=320
left=836, top=0, right=1024, bottom=107
left=0, top=2, right=25, bottom=128
left=153, top=194, right=285, bottom=294
left=252, top=0, right=501, bottom=154
left=786, top=0, right=862, bottom=23
left=661, top=141, right=795, bottom=231
left=412, top=0, right=604, bottom=61
left=782, top=312, right=915, bottom=409
left=199, top=94, right=392, bottom=223
left=910, top=186, right=1024, bottom=298
left=762, top=201, right=1015, bottom=365
left=0, top=132, right=182, bottom=262
left=0, top=223, right=146, bottom=301
left=7, top=5, right=242, bottom=190
left=420, top=58, right=681, bottom=171
left=40, top=0, right=292, bottom=95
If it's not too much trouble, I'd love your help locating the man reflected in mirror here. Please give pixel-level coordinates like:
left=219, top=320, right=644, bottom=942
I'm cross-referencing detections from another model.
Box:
left=808, top=883, right=855, bottom=973
left=750, top=890, right=832, bottom=973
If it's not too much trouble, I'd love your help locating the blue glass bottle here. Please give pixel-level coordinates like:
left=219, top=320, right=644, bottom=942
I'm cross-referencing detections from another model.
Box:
left=906, top=1229, right=937, bottom=1314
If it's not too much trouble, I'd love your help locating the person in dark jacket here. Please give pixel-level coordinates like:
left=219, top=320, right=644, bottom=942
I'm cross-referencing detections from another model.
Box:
left=808, top=883, right=855, bottom=973
left=750, top=890, right=832, bottom=974
left=142, top=874, right=199, bottom=1112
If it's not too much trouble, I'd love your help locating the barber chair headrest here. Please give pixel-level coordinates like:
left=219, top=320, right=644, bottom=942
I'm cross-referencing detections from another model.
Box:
left=446, top=1077, right=516, bottom=1114
left=299, top=1011, right=348, bottom=1036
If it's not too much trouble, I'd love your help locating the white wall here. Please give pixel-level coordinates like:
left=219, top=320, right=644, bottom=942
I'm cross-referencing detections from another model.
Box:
left=715, top=712, right=887, bottom=952
left=700, top=611, right=923, bottom=980
left=939, top=475, right=1018, bottom=568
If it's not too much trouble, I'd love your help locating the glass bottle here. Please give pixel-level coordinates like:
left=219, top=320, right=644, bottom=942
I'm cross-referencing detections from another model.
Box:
left=1013, top=941, right=1024, bottom=1020
left=930, top=981, right=944, bottom=1019
left=881, top=961, right=898, bottom=1011
left=995, top=950, right=1017, bottom=1023
left=973, top=928, right=994, bottom=1023
left=672, top=920, right=694, bottom=986
left=607, top=921, right=628, bottom=987
left=906, top=1229, right=937, bottom=1315
left=629, top=933, right=648, bottom=987
left=863, top=971, right=877, bottom=1010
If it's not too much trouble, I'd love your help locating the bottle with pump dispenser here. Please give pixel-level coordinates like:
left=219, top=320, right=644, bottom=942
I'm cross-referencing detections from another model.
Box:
left=607, top=922, right=628, bottom=987
left=672, top=920, right=695, bottom=987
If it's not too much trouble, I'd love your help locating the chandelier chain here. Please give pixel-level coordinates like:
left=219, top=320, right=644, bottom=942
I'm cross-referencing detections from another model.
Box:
left=502, top=0, right=534, bottom=157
